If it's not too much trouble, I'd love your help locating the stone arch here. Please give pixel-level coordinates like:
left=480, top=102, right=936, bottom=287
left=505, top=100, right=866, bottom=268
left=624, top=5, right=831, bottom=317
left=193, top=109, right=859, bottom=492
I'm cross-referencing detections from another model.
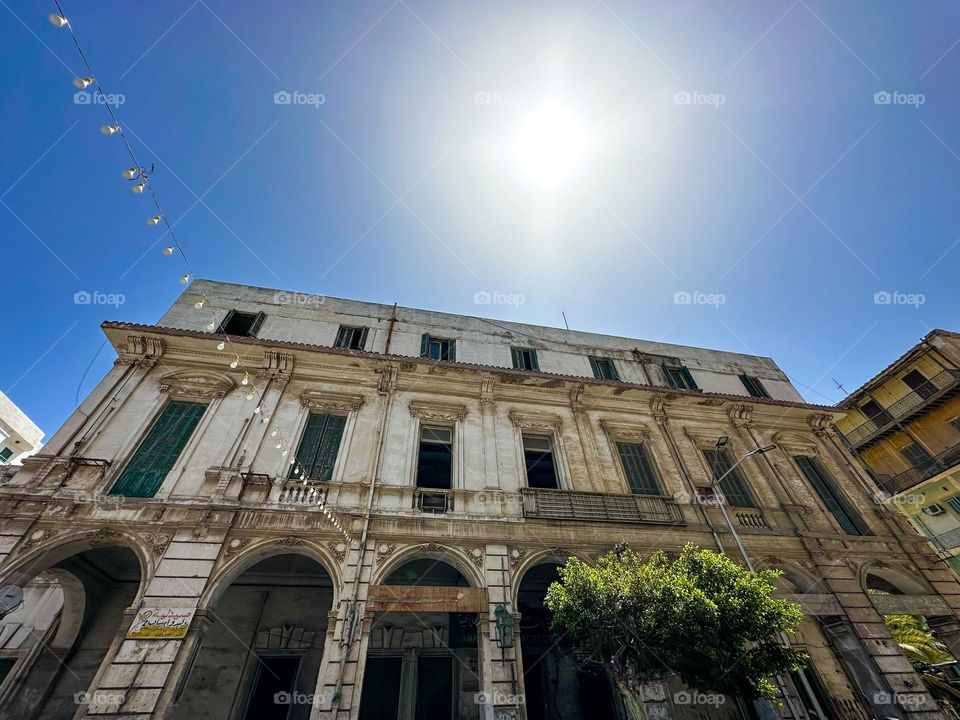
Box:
left=860, top=561, right=931, bottom=596
left=756, top=557, right=825, bottom=595
left=371, top=543, right=484, bottom=588
left=510, top=548, right=591, bottom=607
left=200, top=538, right=342, bottom=609
left=0, top=527, right=153, bottom=606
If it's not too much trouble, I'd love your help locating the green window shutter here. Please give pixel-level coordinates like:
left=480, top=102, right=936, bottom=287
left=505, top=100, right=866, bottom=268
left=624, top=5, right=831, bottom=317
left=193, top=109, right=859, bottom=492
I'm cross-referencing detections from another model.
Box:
left=291, top=413, right=347, bottom=481
left=617, top=442, right=662, bottom=495
left=249, top=311, right=265, bottom=337
left=529, top=350, right=539, bottom=371
left=217, top=310, right=235, bottom=335
left=589, top=357, right=600, bottom=377
left=111, top=401, right=207, bottom=498
left=795, top=456, right=867, bottom=535
left=681, top=366, right=698, bottom=390
left=704, top=449, right=756, bottom=508
left=447, top=339, right=456, bottom=362
left=359, top=327, right=369, bottom=351
left=420, top=334, right=430, bottom=357
left=511, top=347, right=522, bottom=369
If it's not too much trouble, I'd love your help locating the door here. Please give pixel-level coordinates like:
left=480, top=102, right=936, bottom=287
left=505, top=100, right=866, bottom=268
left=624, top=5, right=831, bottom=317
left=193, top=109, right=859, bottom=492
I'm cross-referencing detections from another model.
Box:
left=359, top=657, right=403, bottom=720
left=243, top=655, right=301, bottom=720
left=415, top=656, right=453, bottom=720
left=902, top=369, right=935, bottom=399
left=859, top=400, right=892, bottom=427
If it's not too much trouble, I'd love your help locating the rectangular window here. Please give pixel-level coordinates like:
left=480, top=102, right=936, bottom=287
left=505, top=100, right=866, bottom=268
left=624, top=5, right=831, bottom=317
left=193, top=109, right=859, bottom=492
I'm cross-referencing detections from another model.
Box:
left=663, top=364, right=698, bottom=390
left=219, top=310, right=264, bottom=337
left=416, top=426, right=453, bottom=489
left=702, top=448, right=756, bottom=507
left=590, top=357, right=619, bottom=381
left=947, top=496, right=960, bottom=516
left=420, top=334, right=456, bottom=361
left=951, top=418, right=960, bottom=435
left=111, top=401, right=207, bottom=497
left=523, top=434, right=559, bottom=489
left=739, top=374, right=770, bottom=398
left=0, top=447, right=12, bottom=464
left=902, top=369, right=935, bottom=399
left=290, top=412, right=347, bottom=481
left=335, top=325, right=368, bottom=350
left=794, top=456, right=868, bottom=535
left=899, top=441, right=934, bottom=470
left=616, top=442, right=662, bottom=495
left=860, top=399, right=892, bottom=426
left=512, top=347, right=539, bottom=371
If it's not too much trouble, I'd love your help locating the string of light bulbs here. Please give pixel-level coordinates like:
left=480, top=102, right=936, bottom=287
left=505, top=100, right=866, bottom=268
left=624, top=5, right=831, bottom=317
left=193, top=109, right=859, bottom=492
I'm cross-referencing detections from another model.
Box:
left=48, top=4, right=353, bottom=543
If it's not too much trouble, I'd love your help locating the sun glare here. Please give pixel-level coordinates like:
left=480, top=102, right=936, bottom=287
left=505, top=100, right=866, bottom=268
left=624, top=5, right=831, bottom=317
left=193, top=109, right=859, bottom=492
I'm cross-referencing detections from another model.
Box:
left=513, top=103, right=588, bottom=187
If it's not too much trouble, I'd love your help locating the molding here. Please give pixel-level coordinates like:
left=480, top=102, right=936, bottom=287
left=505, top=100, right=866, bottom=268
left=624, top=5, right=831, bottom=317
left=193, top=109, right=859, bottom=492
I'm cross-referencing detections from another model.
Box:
left=600, top=419, right=652, bottom=443
left=300, top=390, right=365, bottom=414
left=159, top=369, right=234, bottom=400
left=728, top=404, right=753, bottom=428
left=807, top=413, right=835, bottom=437
left=465, top=546, right=484, bottom=569
left=328, top=541, right=348, bottom=563
left=773, top=431, right=820, bottom=457
left=261, top=350, right=294, bottom=379
left=409, top=400, right=467, bottom=423
left=509, top=411, right=562, bottom=433
left=117, top=335, right=165, bottom=368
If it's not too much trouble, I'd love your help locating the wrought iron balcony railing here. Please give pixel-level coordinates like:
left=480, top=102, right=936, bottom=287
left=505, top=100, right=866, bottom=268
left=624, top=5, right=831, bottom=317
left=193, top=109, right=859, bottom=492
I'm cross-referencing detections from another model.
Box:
left=932, top=527, right=960, bottom=552
left=875, top=442, right=960, bottom=495
left=520, top=487, right=683, bottom=525
left=843, top=370, right=960, bottom=449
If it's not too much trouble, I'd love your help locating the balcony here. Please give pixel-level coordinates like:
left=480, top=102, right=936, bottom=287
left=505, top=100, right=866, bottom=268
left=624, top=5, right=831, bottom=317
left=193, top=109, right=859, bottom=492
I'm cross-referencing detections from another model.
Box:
left=520, top=488, right=684, bottom=525
left=875, top=443, right=960, bottom=495
left=843, top=370, right=960, bottom=449
left=932, top=527, right=960, bottom=553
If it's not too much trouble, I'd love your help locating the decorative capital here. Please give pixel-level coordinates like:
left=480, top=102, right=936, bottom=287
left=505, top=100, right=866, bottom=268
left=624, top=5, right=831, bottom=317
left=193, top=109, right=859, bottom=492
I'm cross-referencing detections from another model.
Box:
left=261, top=350, right=295, bottom=379
left=118, top=335, right=164, bottom=368
left=728, top=404, right=753, bottom=428
left=807, top=413, right=835, bottom=437
left=650, top=394, right=670, bottom=425
left=479, top=377, right=496, bottom=407
left=570, top=384, right=585, bottom=413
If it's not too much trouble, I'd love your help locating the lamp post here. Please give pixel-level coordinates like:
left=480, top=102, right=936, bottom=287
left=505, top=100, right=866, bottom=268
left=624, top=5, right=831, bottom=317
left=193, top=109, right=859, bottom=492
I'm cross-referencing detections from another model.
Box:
left=707, top=439, right=826, bottom=720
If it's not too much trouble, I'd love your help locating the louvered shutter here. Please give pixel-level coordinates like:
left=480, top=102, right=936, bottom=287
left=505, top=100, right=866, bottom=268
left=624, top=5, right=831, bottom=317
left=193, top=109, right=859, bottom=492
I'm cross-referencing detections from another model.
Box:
left=589, top=357, right=600, bottom=378
left=249, top=311, right=265, bottom=337
left=358, top=327, right=369, bottom=351
left=292, top=413, right=346, bottom=481
left=795, top=456, right=867, bottom=535
left=705, top=449, right=756, bottom=507
left=511, top=347, right=522, bottom=369
left=111, top=401, right=207, bottom=497
left=617, top=442, right=662, bottom=495
left=447, top=339, right=456, bottom=362
left=421, top=334, right=430, bottom=357
left=528, top=350, right=539, bottom=371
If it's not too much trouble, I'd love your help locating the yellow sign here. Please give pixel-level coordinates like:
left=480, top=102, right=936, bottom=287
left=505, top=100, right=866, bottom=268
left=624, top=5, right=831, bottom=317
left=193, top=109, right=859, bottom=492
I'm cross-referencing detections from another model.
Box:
left=126, top=608, right=194, bottom=639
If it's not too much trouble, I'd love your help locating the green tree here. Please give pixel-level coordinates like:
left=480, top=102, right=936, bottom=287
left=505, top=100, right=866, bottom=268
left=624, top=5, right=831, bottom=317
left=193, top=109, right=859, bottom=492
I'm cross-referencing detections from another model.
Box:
left=545, top=544, right=807, bottom=715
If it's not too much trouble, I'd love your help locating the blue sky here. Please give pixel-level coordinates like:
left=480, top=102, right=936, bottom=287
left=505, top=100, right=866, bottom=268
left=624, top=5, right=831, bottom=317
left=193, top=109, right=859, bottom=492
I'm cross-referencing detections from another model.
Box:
left=2, top=0, right=959, bottom=438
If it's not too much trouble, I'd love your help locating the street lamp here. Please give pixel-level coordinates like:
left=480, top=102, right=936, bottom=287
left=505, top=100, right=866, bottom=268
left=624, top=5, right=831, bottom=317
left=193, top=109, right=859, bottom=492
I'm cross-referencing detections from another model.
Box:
left=707, top=440, right=826, bottom=720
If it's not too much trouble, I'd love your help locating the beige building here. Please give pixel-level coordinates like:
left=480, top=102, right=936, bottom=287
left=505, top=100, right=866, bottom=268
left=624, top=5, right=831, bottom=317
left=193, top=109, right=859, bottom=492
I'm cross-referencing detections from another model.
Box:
left=0, top=280, right=959, bottom=720
left=836, top=330, right=960, bottom=575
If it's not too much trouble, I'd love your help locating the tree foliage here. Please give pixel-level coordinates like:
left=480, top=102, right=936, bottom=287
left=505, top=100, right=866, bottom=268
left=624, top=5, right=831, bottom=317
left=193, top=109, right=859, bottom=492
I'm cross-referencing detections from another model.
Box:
left=544, top=544, right=808, bottom=701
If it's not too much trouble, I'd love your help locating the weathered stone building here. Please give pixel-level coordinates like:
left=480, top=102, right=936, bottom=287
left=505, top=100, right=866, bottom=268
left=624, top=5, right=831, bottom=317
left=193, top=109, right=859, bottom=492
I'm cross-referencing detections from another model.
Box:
left=1, top=279, right=959, bottom=719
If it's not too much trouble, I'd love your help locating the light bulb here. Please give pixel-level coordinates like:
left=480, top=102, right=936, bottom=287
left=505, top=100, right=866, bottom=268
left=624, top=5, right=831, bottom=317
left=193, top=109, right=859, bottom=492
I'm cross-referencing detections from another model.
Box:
left=163, top=246, right=174, bottom=256
left=122, top=167, right=139, bottom=180
left=241, top=373, right=249, bottom=386
left=73, top=77, right=95, bottom=90
left=254, top=406, right=261, bottom=413
left=217, top=341, right=225, bottom=351
left=290, top=458, right=296, bottom=464
left=100, top=124, right=121, bottom=136
left=194, top=299, right=205, bottom=309
left=48, top=14, right=69, bottom=27
left=271, top=430, right=277, bottom=437
left=293, top=467, right=299, bottom=475
left=282, top=449, right=288, bottom=456
left=246, top=392, right=254, bottom=400
left=148, top=215, right=162, bottom=226
left=132, top=181, right=146, bottom=194
left=276, top=441, right=282, bottom=449
left=180, top=274, right=190, bottom=284
left=230, top=357, right=239, bottom=368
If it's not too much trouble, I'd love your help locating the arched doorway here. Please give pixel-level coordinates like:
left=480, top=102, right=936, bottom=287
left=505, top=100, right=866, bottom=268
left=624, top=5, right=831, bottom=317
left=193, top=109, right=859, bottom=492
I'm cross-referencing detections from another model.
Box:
left=359, top=557, right=482, bottom=720
left=0, top=545, right=143, bottom=720
left=516, top=562, right=622, bottom=720
left=172, top=552, right=335, bottom=720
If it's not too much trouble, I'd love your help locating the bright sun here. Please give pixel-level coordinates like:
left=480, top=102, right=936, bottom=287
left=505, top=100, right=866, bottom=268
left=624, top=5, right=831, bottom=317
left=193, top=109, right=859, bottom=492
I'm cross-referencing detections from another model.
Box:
left=513, top=103, right=588, bottom=187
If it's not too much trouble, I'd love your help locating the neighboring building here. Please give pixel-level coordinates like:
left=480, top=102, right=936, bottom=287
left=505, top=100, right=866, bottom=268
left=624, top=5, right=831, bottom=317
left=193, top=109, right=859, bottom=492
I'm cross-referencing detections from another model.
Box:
left=0, top=391, right=43, bottom=468
left=836, top=330, right=960, bottom=575
left=0, top=280, right=959, bottom=720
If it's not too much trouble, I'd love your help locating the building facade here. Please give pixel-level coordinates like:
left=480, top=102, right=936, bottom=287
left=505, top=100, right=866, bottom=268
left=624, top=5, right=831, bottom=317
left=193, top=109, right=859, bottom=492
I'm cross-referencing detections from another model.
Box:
left=0, top=390, right=43, bottom=469
left=0, top=280, right=959, bottom=719
left=836, top=330, right=960, bottom=575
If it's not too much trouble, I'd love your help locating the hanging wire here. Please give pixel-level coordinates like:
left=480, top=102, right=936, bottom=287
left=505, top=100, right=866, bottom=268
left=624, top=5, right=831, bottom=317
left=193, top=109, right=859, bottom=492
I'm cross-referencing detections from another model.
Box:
left=50, top=3, right=352, bottom=542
